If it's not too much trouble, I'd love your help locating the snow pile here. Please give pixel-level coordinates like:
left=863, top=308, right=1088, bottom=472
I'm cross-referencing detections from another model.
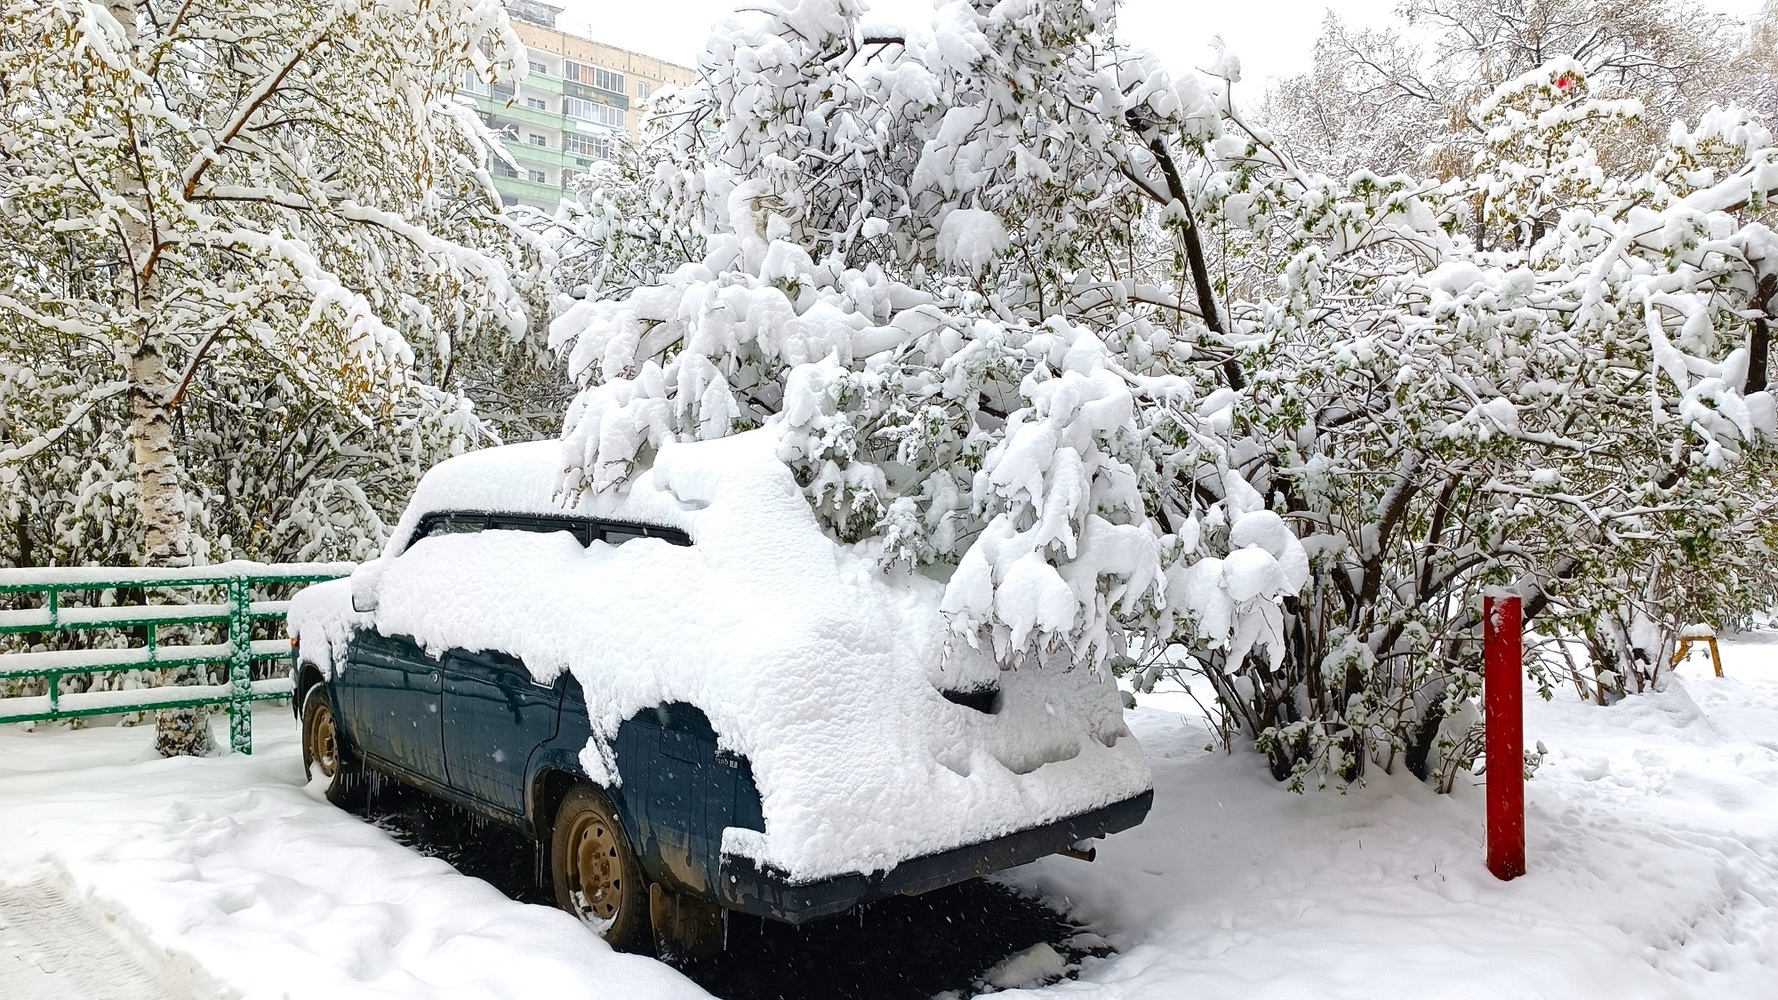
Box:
left=937, top=208, right=1009, bottom=277
left=981, top=941, right=1066, bottom=990
left=1007, top=649, right=1778, bottom=998
left=290, top=430, right=1149, bottom=881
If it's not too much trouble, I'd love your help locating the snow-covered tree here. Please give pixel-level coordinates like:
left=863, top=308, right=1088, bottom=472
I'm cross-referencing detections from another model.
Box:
left=1264, top=0, right=1745, bottom=178
left=1188, top=61, right=1778, bottom=785
left=1726, top=0, right=1778, bottom=129
left=1261, top=15, right=1459, bottom=177
left=0, top=0, right=531, bottom=753
left=547, top=1, right=1776, bottom=792
left=547, top=0, right=1308, bottom=688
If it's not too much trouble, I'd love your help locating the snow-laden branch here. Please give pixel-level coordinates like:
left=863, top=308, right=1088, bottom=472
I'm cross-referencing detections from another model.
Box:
left=0, top=382, right=130, bottom=463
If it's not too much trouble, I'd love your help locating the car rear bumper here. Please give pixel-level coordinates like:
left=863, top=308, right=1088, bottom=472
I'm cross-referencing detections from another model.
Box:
left=714, top=789, right=1154, bottom=924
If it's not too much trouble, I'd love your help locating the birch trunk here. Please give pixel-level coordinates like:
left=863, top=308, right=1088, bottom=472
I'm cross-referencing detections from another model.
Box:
left=130, top=342, right=213, bottom=757
left=127, top=343, right=192, bottom=566
left=108, top=0, right=212, bottom=756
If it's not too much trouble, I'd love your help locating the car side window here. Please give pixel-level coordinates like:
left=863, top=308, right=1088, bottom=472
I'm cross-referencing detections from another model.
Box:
left=411, top=514, right=486, bottom=548
left=489, top=516, right=579, bottom=539
left=599, top=526, right=649, bottom=546
left=598, top=522, right=692, bottom=547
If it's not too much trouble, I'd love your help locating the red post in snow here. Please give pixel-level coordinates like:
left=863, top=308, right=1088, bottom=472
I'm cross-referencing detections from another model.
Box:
left=1485, top=594, right=1525, bottom=880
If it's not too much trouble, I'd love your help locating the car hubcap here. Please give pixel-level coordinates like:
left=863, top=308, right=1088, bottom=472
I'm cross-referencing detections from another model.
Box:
left=572, top=816, right=622, bottom=920
left=310, top=706, right=338, bottom=777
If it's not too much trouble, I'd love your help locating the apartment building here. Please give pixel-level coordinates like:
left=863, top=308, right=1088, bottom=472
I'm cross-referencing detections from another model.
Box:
left=465, top=0, right=696, bottom=209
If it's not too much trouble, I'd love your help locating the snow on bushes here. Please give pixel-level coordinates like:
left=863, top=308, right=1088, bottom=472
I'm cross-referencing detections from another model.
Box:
left=1188, top=60, right=1778, bottom=786
left=545, top=2, right=1778, bottom=790
left=547, top=0, right=1296, bottom=679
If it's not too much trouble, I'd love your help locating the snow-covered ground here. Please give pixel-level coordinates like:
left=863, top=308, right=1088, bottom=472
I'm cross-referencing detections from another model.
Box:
left=3, top=639, right=1776, bottom=999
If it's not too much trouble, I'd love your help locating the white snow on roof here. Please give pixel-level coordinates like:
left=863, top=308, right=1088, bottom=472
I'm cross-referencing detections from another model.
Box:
left=293, top=429, right=1150, bottom=881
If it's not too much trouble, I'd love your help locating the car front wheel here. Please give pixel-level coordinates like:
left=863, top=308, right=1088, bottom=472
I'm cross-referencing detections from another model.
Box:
left=551, top=784, right=651, bottom=954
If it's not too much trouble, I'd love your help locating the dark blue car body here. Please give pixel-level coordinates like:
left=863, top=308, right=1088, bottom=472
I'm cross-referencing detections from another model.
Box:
left=293, top=632, right=1150, bottom=925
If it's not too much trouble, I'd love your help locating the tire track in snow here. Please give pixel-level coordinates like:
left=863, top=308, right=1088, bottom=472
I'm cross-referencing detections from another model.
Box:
left=0, top=868, right=229, bottom=1000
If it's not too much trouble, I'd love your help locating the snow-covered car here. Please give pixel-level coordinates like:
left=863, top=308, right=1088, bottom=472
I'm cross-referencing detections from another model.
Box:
left=287, top=431, right=1152, bottom=954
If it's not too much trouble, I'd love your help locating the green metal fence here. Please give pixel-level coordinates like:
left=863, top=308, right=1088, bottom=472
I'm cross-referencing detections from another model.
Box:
left=0, top=562, right=353, bottom=753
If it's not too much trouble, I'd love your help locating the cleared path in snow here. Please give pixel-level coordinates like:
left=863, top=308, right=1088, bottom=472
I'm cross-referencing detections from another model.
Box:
left=0, top=868, right=221, bottom=999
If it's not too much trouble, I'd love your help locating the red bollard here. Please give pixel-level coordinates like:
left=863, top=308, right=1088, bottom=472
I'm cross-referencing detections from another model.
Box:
left=1485, top=594, right=1525, bottom=880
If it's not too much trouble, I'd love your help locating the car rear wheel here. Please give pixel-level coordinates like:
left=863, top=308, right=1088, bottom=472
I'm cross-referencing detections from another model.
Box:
left=551, top=785, right=651, bottom=954
left=301, top=685, right=364, bottom=809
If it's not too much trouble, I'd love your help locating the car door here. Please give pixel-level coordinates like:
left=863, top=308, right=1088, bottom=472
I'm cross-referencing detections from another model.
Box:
left=442, top=648, right=561, bottom=815
left=345, top=630, right=447, bottom=785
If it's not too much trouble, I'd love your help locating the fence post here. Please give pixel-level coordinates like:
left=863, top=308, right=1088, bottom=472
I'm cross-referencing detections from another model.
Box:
left=1485, top=594, right=1525, bottom=880
left=227, top=576, right=254, bottom=755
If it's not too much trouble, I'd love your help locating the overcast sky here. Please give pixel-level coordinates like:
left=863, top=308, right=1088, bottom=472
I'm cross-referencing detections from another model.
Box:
left=554, top=0, right=1767, bottom=95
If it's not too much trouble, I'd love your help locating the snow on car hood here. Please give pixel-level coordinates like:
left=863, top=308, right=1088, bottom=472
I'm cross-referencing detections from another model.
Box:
left=289, top=429, right=1151, bottom=882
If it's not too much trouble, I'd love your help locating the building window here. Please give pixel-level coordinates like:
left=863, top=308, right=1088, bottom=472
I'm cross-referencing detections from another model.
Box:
left=565, top=61, right=625, bottom=96
left=462, top=71, right=490, bottom=96
left=564, top=97, right=624, bottom=128
left=528, top=60, right=548, bottom=75
left=526, top=168, right=547, bottom=184
left=526, top=97, right=547, bottom=110
left=526, top=133, right=548, bottom=147
left=566, top=132, right=616, bottom=160
left=636, top=81, right=652, bottom=99
left=492, top=159, right=518, bottom=179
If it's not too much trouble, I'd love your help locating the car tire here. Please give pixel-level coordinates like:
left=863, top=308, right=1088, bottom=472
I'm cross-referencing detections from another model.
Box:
left=551, top=784, right=652, bottom=954
left=300, top=684, right=365, bottom=809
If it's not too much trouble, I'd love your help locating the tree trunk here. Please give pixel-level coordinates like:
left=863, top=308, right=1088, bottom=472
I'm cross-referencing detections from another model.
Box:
left=128, top=343, right=192, bottom=566
left=109, top=0, right=211, bottom=756
left=1749, top=274, right=1774, bottom=393
left=130, top=306, right=214, bottom=758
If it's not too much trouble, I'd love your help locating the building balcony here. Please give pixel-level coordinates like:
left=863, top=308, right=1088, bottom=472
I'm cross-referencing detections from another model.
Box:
left=519, top=73, right=566, bottom=96
left=473, top=95, right=566, bottom=132
left=493, top=174, right=574, bottom=209
left=505, top=142, right=581, bottom=171
left=563, top=80, right=628, bottom=110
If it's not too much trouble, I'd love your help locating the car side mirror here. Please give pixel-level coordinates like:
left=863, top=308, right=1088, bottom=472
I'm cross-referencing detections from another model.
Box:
left=349, top=559, right=385, bottom=614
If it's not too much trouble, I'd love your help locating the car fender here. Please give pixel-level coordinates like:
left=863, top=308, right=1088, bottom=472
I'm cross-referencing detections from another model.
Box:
left=523, top=739, right=640, bottom=844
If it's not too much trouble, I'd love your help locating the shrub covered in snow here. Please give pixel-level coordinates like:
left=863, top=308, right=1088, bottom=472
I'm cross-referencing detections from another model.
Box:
left=543, top=2, right=1778, bottom=791
left=547, top=0, right=1311, bottom=683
